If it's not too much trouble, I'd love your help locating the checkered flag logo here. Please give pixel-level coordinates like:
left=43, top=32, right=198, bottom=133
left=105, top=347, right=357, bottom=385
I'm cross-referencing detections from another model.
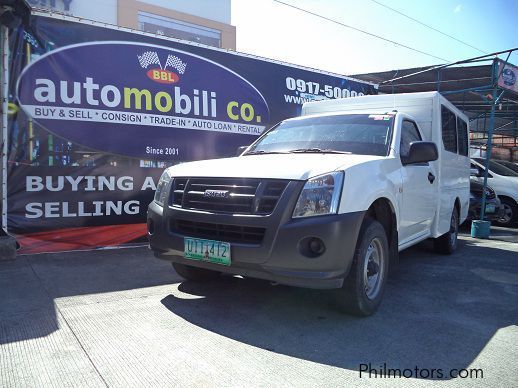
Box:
left=138, top=51, right=162, bottom=69
left=164, top=55, right=187, bottom=74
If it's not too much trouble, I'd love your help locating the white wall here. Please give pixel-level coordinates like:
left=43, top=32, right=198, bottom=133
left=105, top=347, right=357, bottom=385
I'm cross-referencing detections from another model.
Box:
left=70, top=0, right=117, bottom=24
left=29, top=0, right=231, bottom=26
left=138, top=0, right=231, bottom=24
left=29, top=0, right=118, bottom=25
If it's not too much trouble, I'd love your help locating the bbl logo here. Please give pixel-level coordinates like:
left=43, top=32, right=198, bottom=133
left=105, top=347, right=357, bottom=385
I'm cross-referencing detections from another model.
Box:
left=137, top=51, right=187, bottom=84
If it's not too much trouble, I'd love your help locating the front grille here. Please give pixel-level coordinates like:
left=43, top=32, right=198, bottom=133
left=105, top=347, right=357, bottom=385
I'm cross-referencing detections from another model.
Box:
left=172, top=219, right=265, bottom=244
left=170, top=177, right=289, bottom=215
left=171, top=178, right=187, bottom=206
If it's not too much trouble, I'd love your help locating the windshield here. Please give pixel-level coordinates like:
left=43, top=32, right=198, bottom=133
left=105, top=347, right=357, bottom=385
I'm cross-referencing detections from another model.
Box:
left=495, top=160, right=518, bottom=174
left=245, top=114, right=395, bottom=156
left=474, top=158, right=518, bottom=177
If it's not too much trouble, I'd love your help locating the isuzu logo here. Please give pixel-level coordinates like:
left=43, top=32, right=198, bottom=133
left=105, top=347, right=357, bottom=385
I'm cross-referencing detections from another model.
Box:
left=204, top=190, right=230, bottom=198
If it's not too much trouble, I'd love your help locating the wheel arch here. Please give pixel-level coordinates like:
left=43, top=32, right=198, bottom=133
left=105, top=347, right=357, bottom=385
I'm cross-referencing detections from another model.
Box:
left=364, top=197, right=399, bottom=269
left=454, top=197, right=461, bottom=214
left=498, top=195, right=517, bottom=206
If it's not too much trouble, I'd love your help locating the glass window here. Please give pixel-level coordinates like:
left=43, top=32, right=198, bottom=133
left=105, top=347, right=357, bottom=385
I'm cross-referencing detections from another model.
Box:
left=457, top=118, right=468, bottom=156
left=474, top=158, right=518, bottom=177
left=246, top=114, right=395, bottom=157
left=441, top=106, right=457, bottom=153
left=138, top=12, right=221, bottom=47
left=400, top=120, right=422, bottom=158
left=496, top=160, right=518, bottom=173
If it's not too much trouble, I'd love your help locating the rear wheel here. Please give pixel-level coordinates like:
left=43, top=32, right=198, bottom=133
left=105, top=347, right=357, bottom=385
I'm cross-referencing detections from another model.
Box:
left=337, top=218, right=389, bottom=316
left=172, top=262, right=220, bottom=282
left=496, top=197, right=517, bottom=227
left=434, top=206, right=459, bottom=254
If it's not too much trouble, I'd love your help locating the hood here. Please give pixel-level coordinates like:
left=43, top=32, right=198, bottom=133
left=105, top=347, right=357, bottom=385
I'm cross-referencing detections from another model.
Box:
left=168, top=154, right=383, bottom=180
left=498, top=175, right=518, bottom=185
left=489, top=175, right=518, bottom=196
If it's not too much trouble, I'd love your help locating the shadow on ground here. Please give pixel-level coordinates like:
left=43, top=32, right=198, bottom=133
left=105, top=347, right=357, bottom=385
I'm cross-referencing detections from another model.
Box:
left=0, top=247, right=180, bottom=344
left=160, top=236, right=518, bottom=379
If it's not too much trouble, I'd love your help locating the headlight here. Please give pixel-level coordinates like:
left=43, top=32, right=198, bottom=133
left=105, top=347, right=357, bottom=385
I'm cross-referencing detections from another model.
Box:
left=484, top=187, right=494, bottom=198
left=293, top=172, right=343, bottom=218
left=154, top=169, right=172, bottom=206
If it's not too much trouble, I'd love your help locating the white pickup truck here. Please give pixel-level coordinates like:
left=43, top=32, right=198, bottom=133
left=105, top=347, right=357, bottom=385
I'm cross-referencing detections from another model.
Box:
left=147, top=92, right=470, bottom=316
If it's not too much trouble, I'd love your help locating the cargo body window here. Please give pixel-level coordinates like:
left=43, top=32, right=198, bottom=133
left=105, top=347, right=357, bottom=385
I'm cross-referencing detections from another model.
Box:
left=441, top=106, right=457, bottom=153
left=457, top=118, right=469, bottom=156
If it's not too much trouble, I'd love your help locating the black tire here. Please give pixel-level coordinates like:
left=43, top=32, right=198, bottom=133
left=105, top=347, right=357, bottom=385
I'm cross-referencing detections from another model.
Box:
left=434, top=206, right=459, bottom=254
left=337, top=218, right=389, bottom=317
left=172, top=262, right=220, bottom=282
left=495, top=197, right=517, bottom=227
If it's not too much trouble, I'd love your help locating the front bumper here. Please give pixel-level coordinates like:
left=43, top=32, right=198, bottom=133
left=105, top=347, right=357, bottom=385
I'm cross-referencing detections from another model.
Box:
left=468, top=197, right=503, bottom=222
left=147, top=187, right=365, bottom=289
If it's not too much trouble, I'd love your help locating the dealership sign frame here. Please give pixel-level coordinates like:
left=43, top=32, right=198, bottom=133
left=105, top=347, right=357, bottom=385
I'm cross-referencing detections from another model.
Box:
left=3, top=11, right=377, bottom=254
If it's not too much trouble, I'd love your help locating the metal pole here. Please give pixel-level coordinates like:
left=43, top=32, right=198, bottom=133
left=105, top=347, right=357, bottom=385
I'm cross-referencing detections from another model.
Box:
left=479, top=87, right=499, bottom=221
left=1, top=25, right=9, bottom=234
left=514, top=114, right=517, bottom=158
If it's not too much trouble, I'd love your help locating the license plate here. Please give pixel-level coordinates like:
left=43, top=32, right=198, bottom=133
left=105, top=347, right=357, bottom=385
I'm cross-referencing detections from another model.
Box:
left=184, top=238, right=231, bottom=266
left=485, top=204, right=496, bottom=213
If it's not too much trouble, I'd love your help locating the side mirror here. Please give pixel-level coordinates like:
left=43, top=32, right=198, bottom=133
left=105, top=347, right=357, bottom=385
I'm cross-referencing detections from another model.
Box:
left=236, top=145, right=248, bottom=156
left=402, top=141, right=438, bottom=165
left=470, top=168, right=479, bottom=177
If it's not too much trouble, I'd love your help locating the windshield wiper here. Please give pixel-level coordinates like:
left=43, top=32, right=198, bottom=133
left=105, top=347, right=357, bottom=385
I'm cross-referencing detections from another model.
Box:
left=288, top=148, right=352, bottom=154
left=244, top=150, right=290, bottom=155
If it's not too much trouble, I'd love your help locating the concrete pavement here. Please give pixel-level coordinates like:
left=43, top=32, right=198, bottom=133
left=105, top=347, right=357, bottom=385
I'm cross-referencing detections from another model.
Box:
left=1, top=229, right=517, bottom=387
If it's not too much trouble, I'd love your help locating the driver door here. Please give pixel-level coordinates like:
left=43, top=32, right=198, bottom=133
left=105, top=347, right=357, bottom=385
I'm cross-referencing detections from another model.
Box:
left=398, top=120, right=438, bottom=244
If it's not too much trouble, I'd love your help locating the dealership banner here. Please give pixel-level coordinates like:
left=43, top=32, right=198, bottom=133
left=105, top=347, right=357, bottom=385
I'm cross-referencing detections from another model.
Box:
left=5, top=13, right=377, bottom=254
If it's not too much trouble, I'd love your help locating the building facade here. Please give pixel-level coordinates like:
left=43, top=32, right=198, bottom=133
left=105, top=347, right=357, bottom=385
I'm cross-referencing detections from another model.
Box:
left=26, top=0, right=236, bottom=49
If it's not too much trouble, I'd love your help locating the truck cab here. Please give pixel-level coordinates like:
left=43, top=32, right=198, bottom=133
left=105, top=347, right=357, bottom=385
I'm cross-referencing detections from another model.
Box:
left=147, top=92, right=470, bottom=316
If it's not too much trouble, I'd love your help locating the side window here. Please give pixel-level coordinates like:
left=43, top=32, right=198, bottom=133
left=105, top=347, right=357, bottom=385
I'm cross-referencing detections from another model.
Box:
left=400, top=120, right=422, bottom=158
left=441, top=105, right=457, bottom=153
left=457, top=118, right=468, bottom=156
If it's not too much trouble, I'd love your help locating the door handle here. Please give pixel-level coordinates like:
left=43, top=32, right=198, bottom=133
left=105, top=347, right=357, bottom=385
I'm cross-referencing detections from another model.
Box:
left=428, top=172, right=435, bottom=184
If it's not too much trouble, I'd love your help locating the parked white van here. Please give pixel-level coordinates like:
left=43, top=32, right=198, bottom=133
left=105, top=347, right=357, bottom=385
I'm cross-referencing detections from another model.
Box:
left=148, top=92, right=470, bottom=316
left=470, top=158, right=518, bottom=226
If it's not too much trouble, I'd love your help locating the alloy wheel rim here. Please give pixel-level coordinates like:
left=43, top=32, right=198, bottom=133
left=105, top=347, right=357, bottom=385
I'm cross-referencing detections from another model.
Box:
left=363, top=237, right=384, bottom=300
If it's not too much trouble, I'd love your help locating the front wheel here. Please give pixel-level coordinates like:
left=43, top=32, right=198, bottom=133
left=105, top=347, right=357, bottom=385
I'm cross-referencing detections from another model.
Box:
left=172, top=262, right=221, bottom=282
left=495, top=197, right=517, bottom=227
left=337, top=218, right=389, bottom=316
left=433, top=207, right=459, bottom=254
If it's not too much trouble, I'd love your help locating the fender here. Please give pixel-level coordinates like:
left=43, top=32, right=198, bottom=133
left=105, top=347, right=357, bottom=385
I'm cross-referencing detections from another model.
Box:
left=338, top=157, right=401, bottom=226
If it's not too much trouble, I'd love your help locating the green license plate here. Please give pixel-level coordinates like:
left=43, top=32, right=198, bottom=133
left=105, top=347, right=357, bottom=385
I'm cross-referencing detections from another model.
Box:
left=485, top=204, right=496, bottom=213
left=184, top=238, right=231, bottom=266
